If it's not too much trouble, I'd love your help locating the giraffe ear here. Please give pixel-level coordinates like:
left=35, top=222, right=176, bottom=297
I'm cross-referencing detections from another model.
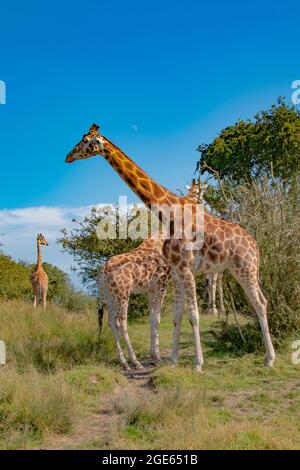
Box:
left=89, top=123, right=100, bottom=135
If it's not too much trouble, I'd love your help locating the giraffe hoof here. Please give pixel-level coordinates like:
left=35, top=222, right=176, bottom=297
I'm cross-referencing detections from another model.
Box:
left=150, top=354, right=162, bottom=365
left=264, top=357, right=275, bottom=367
left=195, top=365, right=203, bottom=373
left=133, top=362, right=144, bottom=370
left=122, top=364, right=130, bottom=371
left=207, top=307, right=218, bottom=316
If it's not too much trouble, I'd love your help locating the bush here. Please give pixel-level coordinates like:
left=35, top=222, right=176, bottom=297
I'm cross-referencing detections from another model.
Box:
left=0, top=253, right=31, bottom=300
left=0, top=250, right=94, bottom=312
left=208, top=179, right=300, bottom=352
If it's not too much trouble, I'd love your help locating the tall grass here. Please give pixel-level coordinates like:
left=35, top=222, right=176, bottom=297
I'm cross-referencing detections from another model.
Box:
left=0, top=300, right=102, bottom=371
left=0, top=299, right=127, bottom=449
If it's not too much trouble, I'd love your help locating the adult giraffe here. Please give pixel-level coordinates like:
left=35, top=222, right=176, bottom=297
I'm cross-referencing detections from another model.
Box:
left=185, top=180, right=225, bottom=318
left=65, top=124, right=275, bottom=371
left=96, top=182, right=200, bottom=370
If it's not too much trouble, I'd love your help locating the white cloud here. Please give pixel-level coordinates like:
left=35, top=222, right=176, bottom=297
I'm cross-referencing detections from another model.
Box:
left=0, top=201, right=143, bottom=290
left=0, top=204, right=105, bottom=290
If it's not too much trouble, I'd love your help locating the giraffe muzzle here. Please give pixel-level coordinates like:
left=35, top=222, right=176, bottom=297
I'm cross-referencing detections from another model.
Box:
left=65, top=153, right=75, bottom=163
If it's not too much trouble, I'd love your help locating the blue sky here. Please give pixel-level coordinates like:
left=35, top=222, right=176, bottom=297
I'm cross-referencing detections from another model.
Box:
left=0, top=0, right=299, bottom=287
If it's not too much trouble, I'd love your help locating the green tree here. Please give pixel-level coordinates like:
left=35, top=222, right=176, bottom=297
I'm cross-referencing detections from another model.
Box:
left=58, top=206, right=142, bottom=294
left=197, top=98, right=300, bottom=185
left=0, top=248, right=92, bottom=312
left=0, top=252, right=31, bottom=299
left=58, top=206, right=152, bottom=317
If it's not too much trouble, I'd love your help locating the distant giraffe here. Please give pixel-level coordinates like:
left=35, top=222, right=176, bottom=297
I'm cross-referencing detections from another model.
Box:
left=31, top=234, right=49, bottom=310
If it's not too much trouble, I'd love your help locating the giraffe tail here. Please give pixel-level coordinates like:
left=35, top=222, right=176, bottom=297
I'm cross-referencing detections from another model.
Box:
left=98, top=302, right=104, bottom=338
left=97, top=267, right=105, bottom=339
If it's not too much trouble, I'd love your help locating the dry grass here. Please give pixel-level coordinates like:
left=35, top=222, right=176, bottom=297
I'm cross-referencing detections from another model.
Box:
left=1, top=299, right=300, bottom=450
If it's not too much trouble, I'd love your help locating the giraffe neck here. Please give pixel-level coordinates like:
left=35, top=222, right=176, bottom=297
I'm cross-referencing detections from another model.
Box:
left=102, top=137, right=184, bottom=208
left=37, top=242, right=42, bottom=269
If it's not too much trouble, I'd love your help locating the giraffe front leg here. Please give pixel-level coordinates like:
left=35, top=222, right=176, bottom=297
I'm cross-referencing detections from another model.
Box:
left=207, top=273, right=218, bottom=316
left=33, top=295, right=37, bottom=308
left=217, top=274, right=226, bottom=317
left=171, top=276, right=185, bottom=367
left=149, top=287, right=167, bottom=364
left=184, top=270, right=204, bottom=372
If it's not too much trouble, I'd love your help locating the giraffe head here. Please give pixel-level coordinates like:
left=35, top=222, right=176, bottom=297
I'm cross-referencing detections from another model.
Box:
left=65, top=124, right=107, bottom=163
left=185, top=179, right=205, bottom=203
left=37, top=234, right=49, bottom=246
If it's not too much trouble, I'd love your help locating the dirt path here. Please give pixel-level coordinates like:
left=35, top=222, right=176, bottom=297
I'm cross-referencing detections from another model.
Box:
left=43, top=360, right=157, bottom=450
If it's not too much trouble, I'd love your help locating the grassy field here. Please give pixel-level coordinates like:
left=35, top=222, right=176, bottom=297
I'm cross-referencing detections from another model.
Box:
left=0, top=300, right=299, bottom=450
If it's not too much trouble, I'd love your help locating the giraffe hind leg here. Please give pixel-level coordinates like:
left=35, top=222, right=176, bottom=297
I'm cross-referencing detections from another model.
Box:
left=107, top=305, right=130, bottom=370
left=230, top=268, right=275, bottom=367
left=116, top=301, right=143, bottom=369
left=207, top=273, right=219, bottom=316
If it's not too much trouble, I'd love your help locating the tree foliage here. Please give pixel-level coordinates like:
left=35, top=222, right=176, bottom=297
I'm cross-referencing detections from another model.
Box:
left=0, top=252, right=32, bottom=299
left=205, top=178, right=300, bottom=351
left=197, top=98, right=300, bottom=185
left=58, top=206, right=142, bottom=294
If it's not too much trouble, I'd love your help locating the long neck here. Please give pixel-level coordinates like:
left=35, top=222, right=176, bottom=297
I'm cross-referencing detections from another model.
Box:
left=102, top=137, right=185, bottom=208
left=37, top=242, right=42, bottom=268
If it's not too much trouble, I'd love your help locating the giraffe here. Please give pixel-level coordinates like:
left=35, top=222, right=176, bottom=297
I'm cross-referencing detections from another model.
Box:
left=97, top=183, right=199, bottom=370
left=31, top=234, right=49, bottom=310
left=97, top=237, right=171, bottom=370
left=65, top=124, right=275, bottom=371
left=185, top=180, right=225, bottom=317
left=206, top=272, right=225, bottom=317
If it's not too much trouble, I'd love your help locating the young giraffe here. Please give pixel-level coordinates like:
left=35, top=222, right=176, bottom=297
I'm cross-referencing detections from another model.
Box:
left=98, top=238, right=171, bottom=370
left=31, top=234, right=49, bottom=310
left=65, top=124, right=275, bottom=371
left=97, top=184, right=199, bottom=370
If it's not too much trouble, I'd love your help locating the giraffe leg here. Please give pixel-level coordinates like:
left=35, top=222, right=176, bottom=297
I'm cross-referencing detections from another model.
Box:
left=183, top=269, right=204, bottom=372
left=33, top=295, right=37, bottom=308
left=107, top=305, right=130, bottom=370
left=171, top=276, right=185, bottom=367
left=217, top=274, right=226, bottom=317
left=207, top=273, right=218, bottom=316
left=232, top=270, right=275, bottom=367
left=42, top=288, right=47, bottom=311
left=117, top=301, right=143, bottom=369
left=148, top=286, right=167, bottom=363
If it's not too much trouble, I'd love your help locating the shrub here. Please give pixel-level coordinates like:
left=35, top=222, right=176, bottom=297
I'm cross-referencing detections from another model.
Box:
left=208, top=179, right=300, bottom=352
